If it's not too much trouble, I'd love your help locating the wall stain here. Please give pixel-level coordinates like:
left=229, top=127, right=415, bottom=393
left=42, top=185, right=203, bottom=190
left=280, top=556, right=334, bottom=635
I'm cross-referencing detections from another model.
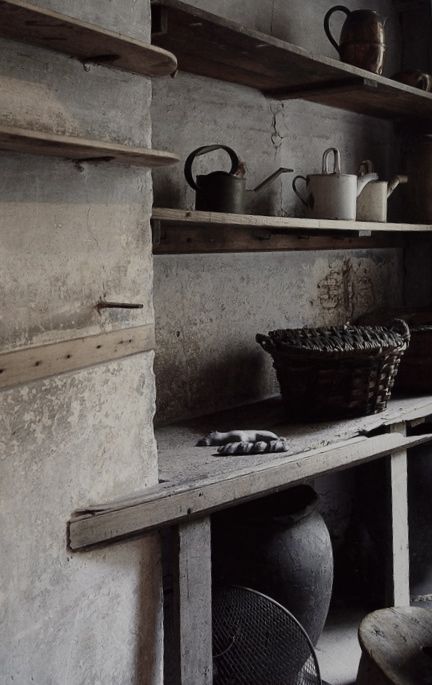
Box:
left=317, top=258, right=376, bottom=321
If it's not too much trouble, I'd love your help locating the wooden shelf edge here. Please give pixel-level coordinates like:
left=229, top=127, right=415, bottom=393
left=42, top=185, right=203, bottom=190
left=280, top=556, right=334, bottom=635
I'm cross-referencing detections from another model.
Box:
left=152, top=208, right=432, bottom=233
left=0, top=126, right=179, bottom=167
left=0, top=324, right=155, bottom=390
left=68, top=432, right=432, bottom=550
left=0, top=0, right=177, bottom=77
left=151, top=208, right=429, bottom=253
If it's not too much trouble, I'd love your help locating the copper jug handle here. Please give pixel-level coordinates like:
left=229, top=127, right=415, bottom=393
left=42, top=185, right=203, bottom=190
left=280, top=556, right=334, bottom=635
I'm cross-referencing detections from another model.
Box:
left=324, top=5, right=351, bottom=54
left=184, top=145, right=241, bottom=191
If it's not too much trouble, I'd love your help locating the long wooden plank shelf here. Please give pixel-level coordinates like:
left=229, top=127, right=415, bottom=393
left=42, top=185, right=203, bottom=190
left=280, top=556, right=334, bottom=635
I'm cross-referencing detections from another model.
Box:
left=0, top=125, right=179, bottom=167
left=69, top=394, right=432, bottom=549
left=0, top=324, right=155, bottom=390
left=0, top=0, right=177, bottom=77
left=151, top=0, right=432, bottom=122
left=151, top=208, right=429, bottom=253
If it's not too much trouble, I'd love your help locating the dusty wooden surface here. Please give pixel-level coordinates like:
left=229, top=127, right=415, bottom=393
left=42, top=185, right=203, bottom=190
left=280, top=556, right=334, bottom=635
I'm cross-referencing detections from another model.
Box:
left=0, top=0, right=177, bottom=77
left=69, top=420, right=432, bottom=549
left=155, top=395, right=432, bottom=483
left=358, top=607, right=432, bottom=684
left=0, top=125, right=179, bottom=167
left=151, top=0, right=432, bottom=122
left=0, top=325, right=155, bottom=390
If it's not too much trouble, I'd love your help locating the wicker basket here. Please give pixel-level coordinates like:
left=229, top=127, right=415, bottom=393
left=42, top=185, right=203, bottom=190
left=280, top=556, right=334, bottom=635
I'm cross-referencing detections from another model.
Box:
left=256, top=321, right=410, bottom=421
left=358, top=308, right=432, bottom=393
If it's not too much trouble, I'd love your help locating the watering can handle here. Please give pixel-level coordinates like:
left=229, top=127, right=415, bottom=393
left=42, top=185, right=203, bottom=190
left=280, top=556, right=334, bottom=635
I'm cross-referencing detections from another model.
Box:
left=324, top=5, right=351, bottom=54
left=359, top=159, right=375, bottom=176
left=322, top=147, right=341, bottom=174
left=184, top=145, right=241, bottom=191
left=292, top=175, right=309, bottom=206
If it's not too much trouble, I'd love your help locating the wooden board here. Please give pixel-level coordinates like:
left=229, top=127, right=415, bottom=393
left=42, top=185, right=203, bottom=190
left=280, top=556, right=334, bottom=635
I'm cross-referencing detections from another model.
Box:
left=168, top=519, right=213, bottom=685
left=0, top=0, right=177, bottom=77
left=68, top=432, right=432, bottom=549
left=152, top=208, right=432, bottom=234
left=0, top=324, right=155, bottom=390
left=386, top=423, right=410, bottom=607
left=152, top=208, right=428, bottom=253
left=0, top=125, right=179, bottom=167
left=151, top=0, right=432, bottom=122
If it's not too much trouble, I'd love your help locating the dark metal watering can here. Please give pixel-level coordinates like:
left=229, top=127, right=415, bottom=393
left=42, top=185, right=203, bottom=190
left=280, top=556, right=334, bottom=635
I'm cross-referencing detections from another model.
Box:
left=184, top=145, right=293, bottom=214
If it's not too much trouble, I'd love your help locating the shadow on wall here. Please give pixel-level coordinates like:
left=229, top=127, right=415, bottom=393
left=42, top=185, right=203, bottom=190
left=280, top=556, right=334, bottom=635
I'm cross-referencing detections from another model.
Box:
left=155, top=347, right=270, bottom=424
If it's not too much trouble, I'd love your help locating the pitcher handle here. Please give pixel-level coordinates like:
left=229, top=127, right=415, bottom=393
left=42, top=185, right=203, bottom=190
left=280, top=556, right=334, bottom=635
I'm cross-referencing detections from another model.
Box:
left=322, top=147, right=341, bottom=174
left=184, top=145, right=241, bottom=191
left=324, top=5, right=351, bottom=54
left=292, top=175, right=309, bottom=206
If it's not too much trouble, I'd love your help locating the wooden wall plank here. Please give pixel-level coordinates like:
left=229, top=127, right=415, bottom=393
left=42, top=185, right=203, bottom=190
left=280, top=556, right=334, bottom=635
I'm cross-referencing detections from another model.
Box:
left=0, top=324, right=155, bottom=390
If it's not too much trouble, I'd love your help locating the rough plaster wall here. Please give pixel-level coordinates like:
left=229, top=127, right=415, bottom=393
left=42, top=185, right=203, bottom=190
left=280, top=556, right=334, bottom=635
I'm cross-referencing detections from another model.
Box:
left=152, top=0, right=405, bottom=424
left=0, top=2, right=162, bottom=683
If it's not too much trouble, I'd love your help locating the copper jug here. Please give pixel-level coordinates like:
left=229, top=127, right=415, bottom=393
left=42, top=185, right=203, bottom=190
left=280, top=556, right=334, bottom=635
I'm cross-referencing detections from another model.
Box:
left=324, top=6, right=385, bottom=75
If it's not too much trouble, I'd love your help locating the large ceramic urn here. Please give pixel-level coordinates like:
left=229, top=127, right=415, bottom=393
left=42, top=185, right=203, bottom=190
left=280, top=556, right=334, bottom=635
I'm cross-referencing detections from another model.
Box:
left=212, top=485, right=334, bottom=645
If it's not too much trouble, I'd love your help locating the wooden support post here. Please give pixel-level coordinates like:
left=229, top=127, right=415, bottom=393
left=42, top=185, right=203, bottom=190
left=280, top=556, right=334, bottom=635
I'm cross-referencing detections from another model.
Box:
left=165, top=517, right=213, bottom=685
left=386, top=422, right=410, bottom=607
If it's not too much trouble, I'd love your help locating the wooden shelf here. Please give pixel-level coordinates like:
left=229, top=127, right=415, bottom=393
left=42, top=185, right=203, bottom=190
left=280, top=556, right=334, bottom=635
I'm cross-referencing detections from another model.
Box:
left=152, top=0, right=432, bottom=122
left=0, top=125, right=179, bottom=167
left=0, top=0, right=177, bottom=77
left=151, top=208, right=431, bottom=253
left=68, top=394, right=432, bottom=549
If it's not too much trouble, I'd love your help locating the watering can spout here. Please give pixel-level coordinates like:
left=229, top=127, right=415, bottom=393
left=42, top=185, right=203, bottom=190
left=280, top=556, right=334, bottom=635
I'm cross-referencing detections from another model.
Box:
left=387, top=174, right=408, bottom=198
left=253, top=167, right=293, bottom=193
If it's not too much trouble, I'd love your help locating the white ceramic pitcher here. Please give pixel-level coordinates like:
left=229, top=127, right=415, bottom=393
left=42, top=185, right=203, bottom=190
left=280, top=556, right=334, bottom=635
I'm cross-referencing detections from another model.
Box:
left=293, top=148, right=377, bottom=220
left=357, top=160, right=408, bottom=222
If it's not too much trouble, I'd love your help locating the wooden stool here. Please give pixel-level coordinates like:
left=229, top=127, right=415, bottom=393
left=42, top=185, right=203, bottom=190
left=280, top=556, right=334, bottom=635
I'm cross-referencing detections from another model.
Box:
left=357, top=607, right=432, bottom=684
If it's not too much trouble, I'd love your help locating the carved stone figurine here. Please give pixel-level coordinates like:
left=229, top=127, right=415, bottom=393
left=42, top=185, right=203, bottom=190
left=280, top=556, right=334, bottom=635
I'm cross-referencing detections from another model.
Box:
left=197, top=430, right=289, bottom=456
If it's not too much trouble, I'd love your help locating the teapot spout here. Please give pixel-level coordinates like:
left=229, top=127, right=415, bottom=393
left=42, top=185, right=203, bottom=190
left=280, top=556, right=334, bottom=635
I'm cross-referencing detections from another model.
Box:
left=387, top=174, right=408, bottom=198
left=357, top=171, right=378, bottom=196
left=253, top=167, right=293, bottom=192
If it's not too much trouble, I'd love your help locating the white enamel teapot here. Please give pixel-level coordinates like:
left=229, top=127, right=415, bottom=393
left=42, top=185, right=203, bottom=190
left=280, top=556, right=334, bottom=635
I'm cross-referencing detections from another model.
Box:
left=292, top=147, right=377, bottom=220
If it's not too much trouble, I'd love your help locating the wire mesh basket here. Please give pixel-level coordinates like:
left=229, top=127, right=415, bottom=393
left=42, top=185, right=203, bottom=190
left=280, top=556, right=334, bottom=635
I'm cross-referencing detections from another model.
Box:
left=213, top=585, right=322, bottom=685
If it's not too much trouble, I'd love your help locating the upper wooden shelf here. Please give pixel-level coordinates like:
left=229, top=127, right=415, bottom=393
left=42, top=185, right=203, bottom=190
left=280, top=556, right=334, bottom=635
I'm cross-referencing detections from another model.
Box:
left=0, top=125, right=179, bottom=167
left=68, top=394, right=432, bottom=549
left=0, top=0, right=177, bottom=77
left=151, top=0, right=432, bottom=122
left=151, top=208, right=430, bottom=253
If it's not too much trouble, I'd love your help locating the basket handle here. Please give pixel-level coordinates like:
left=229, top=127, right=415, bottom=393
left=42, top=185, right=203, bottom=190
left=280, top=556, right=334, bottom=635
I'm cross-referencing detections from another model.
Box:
left=256, top=333, right=273, bottom=352
left=391, top=318, right=411, bottom=343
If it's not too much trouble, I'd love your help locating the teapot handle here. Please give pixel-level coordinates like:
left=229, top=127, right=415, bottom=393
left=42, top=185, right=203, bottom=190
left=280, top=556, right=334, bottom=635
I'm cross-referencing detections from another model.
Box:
left=322, top=147, right=341, bottom=174
left=184, top=145, right=241, bottom=191
left=324, top=5, right=351, bottom=54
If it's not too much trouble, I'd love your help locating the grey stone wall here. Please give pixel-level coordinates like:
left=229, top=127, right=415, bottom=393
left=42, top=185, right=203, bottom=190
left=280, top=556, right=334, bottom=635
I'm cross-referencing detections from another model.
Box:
left=0, top=2, right=162, bottom=683
left=152, top=0, right=405, bottom=424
